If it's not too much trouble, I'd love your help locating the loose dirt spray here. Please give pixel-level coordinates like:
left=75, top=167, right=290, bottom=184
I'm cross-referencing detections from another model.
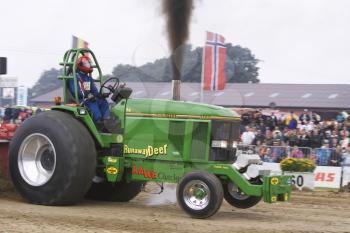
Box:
left=162, top=0, right=194, bottom=100
left=145, top=183, right=177, bottom=206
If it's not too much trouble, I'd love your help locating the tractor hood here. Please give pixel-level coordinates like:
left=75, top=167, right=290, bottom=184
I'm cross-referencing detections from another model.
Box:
left=125, top=98, right=240, bottom=120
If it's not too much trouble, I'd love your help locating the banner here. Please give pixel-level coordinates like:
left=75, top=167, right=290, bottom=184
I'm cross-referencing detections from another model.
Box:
left=262, top=163, right=342, bottom=189
left=17, top=86, right=28, bottom=106
left=313, top=166, right=342, bottom=189
left=201, top=31, right=227, bottom=91
left=72, top=35, right=89, bottom=49
left=0, top=77, right=17, bottom=88
left=2, top=87, right=15, bottom=99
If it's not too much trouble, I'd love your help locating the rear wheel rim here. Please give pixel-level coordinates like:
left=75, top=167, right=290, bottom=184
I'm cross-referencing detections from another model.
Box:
left=18, top=133, right=56, bottom=186
left=183, top=180, right=210, bottom=210
left=227, top=182, right=249, bottom=200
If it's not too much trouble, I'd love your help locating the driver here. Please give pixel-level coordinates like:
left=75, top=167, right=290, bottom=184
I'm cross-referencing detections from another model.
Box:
left=68, top=55, right=110, bottom=127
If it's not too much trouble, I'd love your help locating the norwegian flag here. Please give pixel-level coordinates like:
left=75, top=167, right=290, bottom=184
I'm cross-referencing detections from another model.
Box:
left=201, top=31, right=227, bottom=91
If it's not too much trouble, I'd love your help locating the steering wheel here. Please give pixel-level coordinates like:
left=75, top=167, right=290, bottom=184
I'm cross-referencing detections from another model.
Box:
left=99, top=77, right=120, bottom=97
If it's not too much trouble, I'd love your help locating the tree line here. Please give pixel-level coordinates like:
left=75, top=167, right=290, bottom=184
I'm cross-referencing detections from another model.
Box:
left=29, top=43, right=260, bottom=99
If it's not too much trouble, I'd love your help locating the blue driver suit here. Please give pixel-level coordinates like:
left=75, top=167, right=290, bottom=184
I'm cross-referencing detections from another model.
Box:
left=68, top=71, right=109, bottom=122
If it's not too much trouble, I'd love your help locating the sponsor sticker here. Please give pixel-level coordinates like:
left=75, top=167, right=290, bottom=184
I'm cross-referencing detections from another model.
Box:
left=107, top=167, right=118, bottom=175
left=107, top=157, right=117, bottom=163
left=271, top=177, right=279, bottom=185
left=124, top=144, right=168, bottom=158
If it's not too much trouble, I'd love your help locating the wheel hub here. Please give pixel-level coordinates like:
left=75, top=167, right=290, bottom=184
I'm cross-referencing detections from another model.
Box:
left=40, top=148, right=55, bottom=171
left=18, top=133, right=57, bottom=186
left=227, top=182, right=249, bottom=200
left=183, top=180, right=210, bottom=210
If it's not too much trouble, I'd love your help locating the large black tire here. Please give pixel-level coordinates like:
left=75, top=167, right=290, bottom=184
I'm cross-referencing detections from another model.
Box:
left=9, top=111, right=96, bottom=205
left=176, top=171, right=223, bottom=219
left=223, top=181, right=262, bottom=209
left=86, top=180, right=144, bottom=202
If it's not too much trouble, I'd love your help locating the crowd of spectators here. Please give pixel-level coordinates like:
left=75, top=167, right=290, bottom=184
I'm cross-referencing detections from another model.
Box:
left=0, top=107, right=42, bottom=124
left=239, top=109, right=350, bottom=166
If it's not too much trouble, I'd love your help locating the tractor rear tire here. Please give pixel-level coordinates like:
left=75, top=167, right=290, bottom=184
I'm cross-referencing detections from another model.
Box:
left=86, top=180, right=144, bottom=202
left=176, top=171, right=223, bottom=219
left=9, top=111, right=96, bottom=205
left=223, top=181, right=262, bottom=209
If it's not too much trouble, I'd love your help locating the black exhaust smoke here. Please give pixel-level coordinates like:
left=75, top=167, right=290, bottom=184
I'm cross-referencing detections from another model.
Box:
left=162, top=0, right=194, bottom=100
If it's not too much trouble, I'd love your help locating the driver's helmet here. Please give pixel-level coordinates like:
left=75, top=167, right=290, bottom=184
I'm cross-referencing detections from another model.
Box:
left=77, top=55, right=93, bottom=74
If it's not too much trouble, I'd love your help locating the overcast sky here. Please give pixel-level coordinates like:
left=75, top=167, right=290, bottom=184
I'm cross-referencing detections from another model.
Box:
left=0, top=0, right=349, bottom=87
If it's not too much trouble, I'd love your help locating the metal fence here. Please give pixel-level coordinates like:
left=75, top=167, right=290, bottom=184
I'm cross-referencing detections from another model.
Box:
left=237, top=144, right=349, bottom=167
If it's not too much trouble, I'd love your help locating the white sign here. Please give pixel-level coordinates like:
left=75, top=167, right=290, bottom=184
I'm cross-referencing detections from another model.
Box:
left=314, top=166, right=342, bottom=189
left=0, top=77, right=17, bottom=87
left=284, top=172, right=315, bottom=190
left=17, top=86, right=28, bottom=106
left=341, top=166, right=350, bottom=187
left=2, top=87, right=15, bottom=99
left=263, top=162, right=342, bottom=189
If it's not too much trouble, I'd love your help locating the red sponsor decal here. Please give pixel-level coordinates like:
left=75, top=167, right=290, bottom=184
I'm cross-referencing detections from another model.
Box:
left=132, top=165, right=157, bottom=179
left=315, top=172, right=335, bottom=182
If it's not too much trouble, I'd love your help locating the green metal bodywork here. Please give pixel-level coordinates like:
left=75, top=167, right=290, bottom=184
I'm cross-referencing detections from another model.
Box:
left=54, top=48, right=291, bottom=204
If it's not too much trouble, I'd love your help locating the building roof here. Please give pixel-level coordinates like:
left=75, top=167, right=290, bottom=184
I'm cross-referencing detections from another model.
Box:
left=30, top=83, right=350, bottom=109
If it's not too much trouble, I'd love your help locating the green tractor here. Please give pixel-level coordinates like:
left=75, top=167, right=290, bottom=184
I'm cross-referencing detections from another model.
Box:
left=9, top=48, right=291, bottom=219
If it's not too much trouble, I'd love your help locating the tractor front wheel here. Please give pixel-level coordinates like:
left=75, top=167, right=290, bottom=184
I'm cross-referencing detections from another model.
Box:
left=223, top=181, right=262, bottom=209
left=9, top=111, right=96, bottom=205
left=176, top=171, right=223, bottom=219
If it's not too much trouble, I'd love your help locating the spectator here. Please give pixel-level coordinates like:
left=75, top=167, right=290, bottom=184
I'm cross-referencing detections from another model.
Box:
left=316, top=144, right=331, bottom=166
left=299, top=109, right=311, bottom=125
left=273, top=130, right=282, bottom=146
left=285, top=111, right=298, bottom=129
left=288, top=129, right=299, bottom=147
left=329, top=146, right=342, bottom=166
left=290, top=146, right=304, bottom=158
left=341, top=148, right=350, bottom=166
left=340, top=131, right=350, bottom=148
left=241, top=126, right=255, bottom=145
left=310, top=129, right=322, bottom=149
left=288, top=117, right=298, bottom=130
left=259, top=144, right=269, bottom=160
left=265, top=130, right=274, bottom=146
left=298, top=129, right=311, bottom=148
left=310, top=150, right=317, bottom=163
left=271, top=112, right=278, bottom=129
left=311, top=112, right=321, bottom=125
left=263, top=147, right=277, bottom=162
left=336, top=112, right=345, bottom=123
left=4, top=107, right=12, bottom=122
left=329, top=137, right=339, bottom=149
left=240, top=111, right=251, bottom=132
left=256, top=121, right=267, bottom=134
left=253, top=129, right=265, bottom=146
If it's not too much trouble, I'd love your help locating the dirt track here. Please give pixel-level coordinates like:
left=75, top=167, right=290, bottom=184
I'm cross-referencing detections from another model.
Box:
left=0, top=188, right=350, bottom=233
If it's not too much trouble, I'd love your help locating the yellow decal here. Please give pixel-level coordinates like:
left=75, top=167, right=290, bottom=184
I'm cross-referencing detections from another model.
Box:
left=107, top=157, right=117, bottom=163
left=124, top=144, right=168, bottom=157
left=116, top=134, right=123, bottom=143
left=271, top=177, right=279, bottom=185
left=271, top=196, right=277, bottom=202
left=107, top=167, right=118, bottom=175
left=213, top=165, right=229, bottom=169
